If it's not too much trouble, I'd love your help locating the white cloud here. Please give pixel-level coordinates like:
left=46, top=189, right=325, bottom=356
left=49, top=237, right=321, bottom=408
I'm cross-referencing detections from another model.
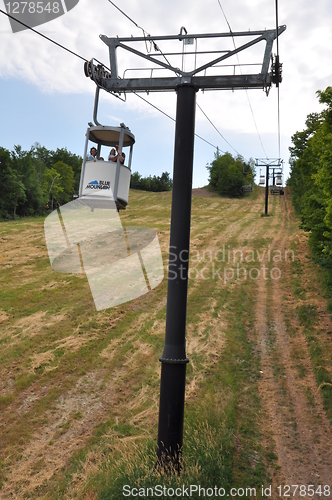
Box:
left=0, top=0, right=331, bottom=185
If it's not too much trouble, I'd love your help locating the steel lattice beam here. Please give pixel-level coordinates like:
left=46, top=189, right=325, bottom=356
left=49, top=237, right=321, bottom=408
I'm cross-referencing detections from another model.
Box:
left=86, top=26, right=286, bottom=94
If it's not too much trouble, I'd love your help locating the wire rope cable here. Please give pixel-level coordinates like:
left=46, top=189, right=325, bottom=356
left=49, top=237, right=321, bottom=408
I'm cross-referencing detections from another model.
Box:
left=107, top=0, right=173, bottom=67
left=0, top=8, right=88, bottom=62
left=196, top=103, right=241, bottom=157
left=275, top=0, right=281, bottom=160
left=215, top=0, right=268, bottom=158
left=0, top=6, right=218, bottom=151
left=106, top=0, right=224, bottom=151
left=216, top=0, right=232, bottom=33
left=134, top=93, right=218, bottom=149
left=275, top=0, right=280, bottom=56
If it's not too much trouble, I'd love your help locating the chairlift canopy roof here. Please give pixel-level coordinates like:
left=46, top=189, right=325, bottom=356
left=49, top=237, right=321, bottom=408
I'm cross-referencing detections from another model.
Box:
left=88, top=125, right=135, bottom=148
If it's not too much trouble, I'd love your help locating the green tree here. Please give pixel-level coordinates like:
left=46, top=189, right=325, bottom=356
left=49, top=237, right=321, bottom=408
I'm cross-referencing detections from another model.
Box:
left=0, top=147, right=12, bottom=218
left=207, top=150, right=254, bottom=197
left=288, top=86, right=332, bottom=275
left=130, top=171, right=172, bottom=192
left=51, top=161, right=75, bottom=204
left=0, top=144, right=82, bottom=219
left=31, top=143, right=82, bottom=194
left=0, top=147, right=26, bottom=219
left=51, top=148, right=82, bottom=194
left=6, top=167, right=27, bottom=220
left=11, top=145, right=45, bottom=217
left=43, top=168, right=63, bottom=210
left=32, top=142, right=54, bottom=169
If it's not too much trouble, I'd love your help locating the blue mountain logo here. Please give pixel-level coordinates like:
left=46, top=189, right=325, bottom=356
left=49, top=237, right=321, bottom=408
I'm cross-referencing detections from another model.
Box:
left=88, top=180, right=99, bottom=185
left=6, top=0, right=80, bottom=34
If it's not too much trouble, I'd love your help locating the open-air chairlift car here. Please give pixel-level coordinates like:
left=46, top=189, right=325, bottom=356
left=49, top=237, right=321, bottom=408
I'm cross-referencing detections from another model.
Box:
left=241, top=162, right=253, bottom=192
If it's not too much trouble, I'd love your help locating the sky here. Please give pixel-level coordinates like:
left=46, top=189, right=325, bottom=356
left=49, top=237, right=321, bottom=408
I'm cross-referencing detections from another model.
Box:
left=0, top=0, right=332, bottom=188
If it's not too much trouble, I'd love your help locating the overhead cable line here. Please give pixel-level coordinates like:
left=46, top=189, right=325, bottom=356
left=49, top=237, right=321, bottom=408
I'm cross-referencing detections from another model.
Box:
left=244, top=90, right=268, bottom=157
left=106, top=0, right=221, bottom=150
left=107, top=0, right=173, bottom=67
left=192, top=132, right=218, bottom=150
left=275, top=0, right=280, bottom=56
left=0, top=6, right=218, bottom=151
left=196, top=103, right=240, bottom=157
left=134, top=93, right=218, bottom=149
left=107, top=0, right=146, bottom=34
left=275, top=0, right=281, bottom=159
left=107, top=0, right=244, bottom=155
left=0, top=8, right=88, bottom=62
left=216, top=0, right=268, bottom=158
left=216, top=0, right=232, bottom=32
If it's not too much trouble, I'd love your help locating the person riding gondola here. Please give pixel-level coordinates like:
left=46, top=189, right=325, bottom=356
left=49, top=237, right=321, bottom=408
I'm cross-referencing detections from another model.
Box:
left=108, top=148, right=117, bottom=162
left=87, top=147, right=97, bottom=161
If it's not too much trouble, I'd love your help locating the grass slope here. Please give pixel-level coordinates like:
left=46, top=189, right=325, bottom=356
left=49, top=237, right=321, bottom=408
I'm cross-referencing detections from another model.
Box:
left=0, top=188, right=331, bottom=499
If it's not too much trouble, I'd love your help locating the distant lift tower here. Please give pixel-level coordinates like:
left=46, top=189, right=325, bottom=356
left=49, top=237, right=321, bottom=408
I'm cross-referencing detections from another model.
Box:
left=85, top=24, right=286, bottom=472
left=256, top=158, right=284, bottom=215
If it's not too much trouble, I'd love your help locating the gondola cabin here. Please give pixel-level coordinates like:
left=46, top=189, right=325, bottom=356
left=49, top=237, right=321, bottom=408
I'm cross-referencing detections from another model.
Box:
left=79, top=124, right=135, bottom=210
left=259, top=175, right=265, bottom=186
left=276, top=174, right=282, bottom=186
left=241, top=184, right=253, bottom=192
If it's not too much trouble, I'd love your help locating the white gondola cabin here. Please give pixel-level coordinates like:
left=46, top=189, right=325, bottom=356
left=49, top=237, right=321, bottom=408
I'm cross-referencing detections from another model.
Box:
left=79, top=123, right=135, bottom=210
left=270, top=172, right=283, bottom=195
left=259, top=174, right=265, bottom=186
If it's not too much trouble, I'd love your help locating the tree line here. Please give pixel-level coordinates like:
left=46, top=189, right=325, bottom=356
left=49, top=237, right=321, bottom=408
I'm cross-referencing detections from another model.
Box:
left=0, top=144, right=174, bottom=220
left=0, top=144, right=82, bottom=220
left=288, top=86, right=332, bottom=285
left=207, top=150, right=255, bottom=197
left=130, top=171, right=173, bottom=192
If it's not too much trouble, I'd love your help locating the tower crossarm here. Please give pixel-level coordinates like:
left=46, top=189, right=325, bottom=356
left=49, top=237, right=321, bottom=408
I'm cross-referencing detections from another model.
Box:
left=90, top=26, right=286, bottom=94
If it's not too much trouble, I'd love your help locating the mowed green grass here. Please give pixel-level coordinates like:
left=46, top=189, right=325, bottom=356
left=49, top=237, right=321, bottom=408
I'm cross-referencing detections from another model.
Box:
left=0, top=188, right=330, bottom=499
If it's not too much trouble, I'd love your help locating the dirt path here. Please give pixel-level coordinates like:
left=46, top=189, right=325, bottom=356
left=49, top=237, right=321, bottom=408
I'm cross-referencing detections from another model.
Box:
left=255, top=191, right=332, bottom=498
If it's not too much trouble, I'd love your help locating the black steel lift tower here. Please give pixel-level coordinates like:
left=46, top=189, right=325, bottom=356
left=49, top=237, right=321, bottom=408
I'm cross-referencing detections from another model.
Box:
left=85, top=24, right=286, bottom=472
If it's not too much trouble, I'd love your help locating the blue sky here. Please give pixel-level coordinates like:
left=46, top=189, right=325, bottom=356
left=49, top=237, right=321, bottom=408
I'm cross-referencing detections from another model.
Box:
left=1, top=0, right=332, bottom=187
